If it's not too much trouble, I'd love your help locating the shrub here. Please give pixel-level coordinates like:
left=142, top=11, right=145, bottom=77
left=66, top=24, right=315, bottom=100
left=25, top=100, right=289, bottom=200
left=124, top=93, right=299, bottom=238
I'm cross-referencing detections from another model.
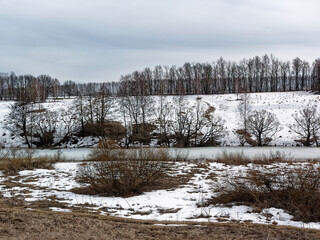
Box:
left=209, top=165, right=320, bottom=222
left=129, top=123, right=157, bottom=145
left=88, top=139, right=125, bottom=161
left=82, top=121, right=126, bottom=141
left=74, top=148, right=172, bottom=197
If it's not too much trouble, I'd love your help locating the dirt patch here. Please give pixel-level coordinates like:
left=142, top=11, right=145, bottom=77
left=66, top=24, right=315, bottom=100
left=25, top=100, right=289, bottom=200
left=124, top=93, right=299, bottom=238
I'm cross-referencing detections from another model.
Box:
left=0, top=195, right=319, bottom=240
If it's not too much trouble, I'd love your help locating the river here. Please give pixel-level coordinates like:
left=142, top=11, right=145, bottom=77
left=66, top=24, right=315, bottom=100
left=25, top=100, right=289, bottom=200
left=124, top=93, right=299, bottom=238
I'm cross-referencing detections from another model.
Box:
left=32, top=146, right=320, bottom=161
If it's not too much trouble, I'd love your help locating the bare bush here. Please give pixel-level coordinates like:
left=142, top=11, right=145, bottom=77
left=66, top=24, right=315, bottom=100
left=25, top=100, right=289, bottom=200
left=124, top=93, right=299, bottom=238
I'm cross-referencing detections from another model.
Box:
left=209, top=165, right=320, bottom=222
left=75, top=148, right=172, bottom=197
left=88, top=139, right=125, bottom=161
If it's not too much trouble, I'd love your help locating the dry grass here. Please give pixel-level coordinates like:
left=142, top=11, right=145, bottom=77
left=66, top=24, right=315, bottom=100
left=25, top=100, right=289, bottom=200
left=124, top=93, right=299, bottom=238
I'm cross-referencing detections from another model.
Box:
left=0, top=149, right=63, bottom=175
left=0, top=194, right=319, bottom=240
left=209, top=165, right=320, bottom=222
left=74, top=148, right=182, bottom=197
left=236, top=129, right=257, bottom=146
left=87, top=145, right=173, bottom=162
left=215, top=151, right=292, bottom=166
left=0, top=149, right=320, bottom=239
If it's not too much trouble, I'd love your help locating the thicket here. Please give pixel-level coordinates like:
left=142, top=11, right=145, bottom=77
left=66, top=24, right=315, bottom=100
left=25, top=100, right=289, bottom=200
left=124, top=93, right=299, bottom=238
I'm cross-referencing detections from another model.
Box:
left=74, top=148, right=172, bottom=197
left=209, top=162, right=320, bottom=222
left=1, top=55, right=320, bottom=102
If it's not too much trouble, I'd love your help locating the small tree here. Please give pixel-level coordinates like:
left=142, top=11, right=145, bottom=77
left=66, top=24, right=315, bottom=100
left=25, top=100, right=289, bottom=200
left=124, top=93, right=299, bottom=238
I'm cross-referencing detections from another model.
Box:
left=237, top=93, right=252, bottom=133
left=55, top=108, right=78, bottom=145
left=172, top=96, right=194, bottom=147
left=247, top=110, right=282, bottom=146
left=7, top=102, right=34, bottom=148
left=289, top=105, right=320, bottom=146
left=154, top=95, right=173, bottom=147
left=193, top=98, right=225, bottom=147
left=32, top=110, right=58, bottom=147
left=172, top=96, right=225, bottom=147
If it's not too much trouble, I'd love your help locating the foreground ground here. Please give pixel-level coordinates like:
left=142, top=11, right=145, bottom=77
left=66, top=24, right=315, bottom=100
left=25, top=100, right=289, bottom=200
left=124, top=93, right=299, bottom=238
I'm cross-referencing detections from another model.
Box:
left=1, top=159, right=319, bottom=229
left=1, top=196, right=319, bottom=240
left=1, top=149, right=320, bottom=239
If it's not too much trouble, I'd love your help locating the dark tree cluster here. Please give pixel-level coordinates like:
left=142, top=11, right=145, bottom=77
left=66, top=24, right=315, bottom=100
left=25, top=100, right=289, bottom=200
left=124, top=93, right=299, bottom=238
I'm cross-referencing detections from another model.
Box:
left=1, top=55, right=319, bottom=103
left=0, top=72, right=61, bottom=102
left=0, top=72, right=120, bottom=102
left=119, top=55, right=320, bottom=96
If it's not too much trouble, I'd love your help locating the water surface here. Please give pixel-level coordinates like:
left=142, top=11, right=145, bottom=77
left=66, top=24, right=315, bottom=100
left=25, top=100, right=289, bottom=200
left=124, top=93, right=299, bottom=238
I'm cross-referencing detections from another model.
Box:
left=34, top=147, right=320, bottom=161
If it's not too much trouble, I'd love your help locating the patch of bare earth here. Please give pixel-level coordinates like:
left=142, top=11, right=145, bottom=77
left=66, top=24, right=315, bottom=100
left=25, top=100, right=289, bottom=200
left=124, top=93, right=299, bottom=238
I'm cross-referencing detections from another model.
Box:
left=0, top=195, right=319, bottom=240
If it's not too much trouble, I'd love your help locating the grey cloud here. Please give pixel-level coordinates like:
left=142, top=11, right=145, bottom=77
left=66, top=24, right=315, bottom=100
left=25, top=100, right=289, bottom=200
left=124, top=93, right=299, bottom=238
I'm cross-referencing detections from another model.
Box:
left=0, top=0, right=319, bottom=82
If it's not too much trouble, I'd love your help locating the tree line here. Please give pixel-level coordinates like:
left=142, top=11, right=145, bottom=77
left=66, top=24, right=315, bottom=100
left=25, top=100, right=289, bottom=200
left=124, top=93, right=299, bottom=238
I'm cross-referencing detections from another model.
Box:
left=0, top=72, right=119, bottom=101
left=119, top=54, right=320, bottom=96
left=1, top=54, right=320, bottom=102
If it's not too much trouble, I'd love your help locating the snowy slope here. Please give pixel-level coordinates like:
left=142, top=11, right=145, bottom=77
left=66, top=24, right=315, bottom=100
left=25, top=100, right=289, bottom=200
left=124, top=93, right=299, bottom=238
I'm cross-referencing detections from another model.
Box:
left=0, top=91, right=319, bottom=147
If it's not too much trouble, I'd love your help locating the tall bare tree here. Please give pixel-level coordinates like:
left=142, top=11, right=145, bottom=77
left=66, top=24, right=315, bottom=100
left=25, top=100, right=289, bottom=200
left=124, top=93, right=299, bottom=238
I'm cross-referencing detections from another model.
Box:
left=237, top=93, right=252, bottom=133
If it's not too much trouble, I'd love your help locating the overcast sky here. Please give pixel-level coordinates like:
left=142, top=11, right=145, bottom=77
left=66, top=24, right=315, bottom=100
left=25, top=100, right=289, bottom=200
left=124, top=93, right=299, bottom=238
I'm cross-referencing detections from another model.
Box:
left=0, top=0, right=320, bottom=83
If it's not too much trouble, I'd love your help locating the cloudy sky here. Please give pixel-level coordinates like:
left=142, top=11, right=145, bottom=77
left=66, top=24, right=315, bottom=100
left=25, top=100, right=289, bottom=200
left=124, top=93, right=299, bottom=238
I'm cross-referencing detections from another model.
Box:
left=0, top=0, right=319, bottom=83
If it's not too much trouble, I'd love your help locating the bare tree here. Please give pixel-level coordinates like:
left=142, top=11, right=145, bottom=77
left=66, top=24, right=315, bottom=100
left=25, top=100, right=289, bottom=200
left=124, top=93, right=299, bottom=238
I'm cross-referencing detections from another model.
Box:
left=55, top=108, right=78, bottom=145
left=237, top=93, right=252, bottom=133
left=289, top=105, right=320, bottom=146
left=73, top=94, right=87, bottom=136
left=193, top=99, right=225, bottom=147
left=247, top=110, right=282, bottom=146
left=292, top=57, right=302, bottom=91
left=7, top=102, right=34, bottom=148
left=32, top=110, right=58, bottom=147
left=172, top=96, right=193, bottom=147
left=280, top=61, right=290, bottom=91
left=119, top=97, right=131, bottom=148
left=312, top=59, right=320, bottom=92
left=62, top=80, right=77, bottom=98
left=172, top=96, right=225, bottom=147
left=154, top=95, right=173, bottom=147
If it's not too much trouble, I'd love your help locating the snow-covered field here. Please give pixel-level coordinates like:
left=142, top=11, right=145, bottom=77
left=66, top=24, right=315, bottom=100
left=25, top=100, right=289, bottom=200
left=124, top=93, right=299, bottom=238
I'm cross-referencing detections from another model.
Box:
left=1, top=160, right=319, bottom=229
left=1, top=92, right=320, bottom=230
left=0, top=91, right=319, bottom=148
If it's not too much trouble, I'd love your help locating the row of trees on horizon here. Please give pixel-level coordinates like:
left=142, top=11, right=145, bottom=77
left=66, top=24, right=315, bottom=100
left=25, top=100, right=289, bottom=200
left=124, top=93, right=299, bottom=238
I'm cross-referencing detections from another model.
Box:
left=1, top=54, right=320, bottom=102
